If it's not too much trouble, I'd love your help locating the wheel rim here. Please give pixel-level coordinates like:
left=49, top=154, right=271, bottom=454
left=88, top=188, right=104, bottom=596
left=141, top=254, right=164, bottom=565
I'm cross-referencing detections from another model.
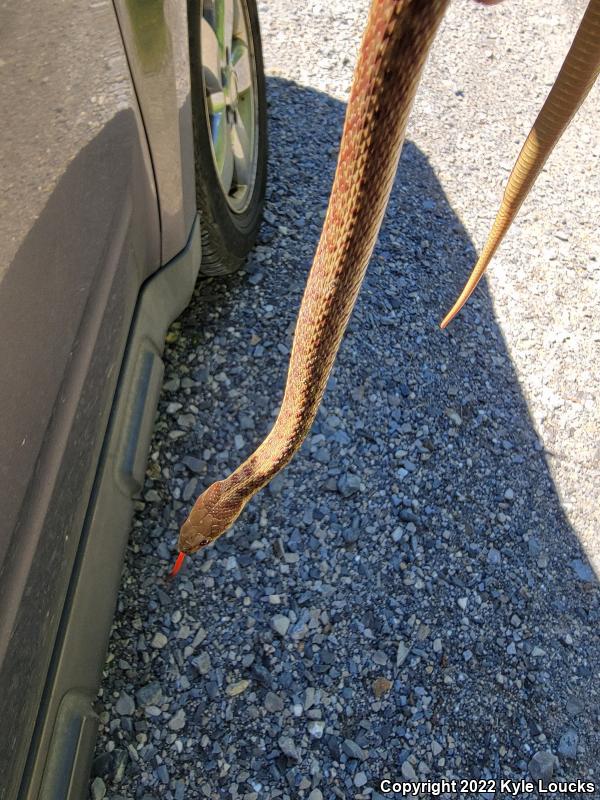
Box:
left=200, top=0, right=259, bottom=214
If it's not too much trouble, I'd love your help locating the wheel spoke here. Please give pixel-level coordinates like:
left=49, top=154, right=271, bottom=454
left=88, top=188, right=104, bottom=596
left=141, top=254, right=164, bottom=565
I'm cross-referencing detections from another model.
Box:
left=215, top=0, right=234, bottom=57
left=231, top=40, right=252, bottom=94
left=207, top=90, right=226, bottom=115
left=213, top=113, right=234, bottom=194
left=201, top=18, right=222, bottom=91
left=200, top=0, right=257, bottom=212
left=232, top=0, right=248, bottom=42
left=231, top=114, right=252, bottom=186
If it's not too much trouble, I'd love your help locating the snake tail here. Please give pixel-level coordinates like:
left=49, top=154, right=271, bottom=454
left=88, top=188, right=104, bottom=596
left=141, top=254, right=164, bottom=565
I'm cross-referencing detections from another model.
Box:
left=179, top=0, right=451, bottom=555
left=440, top=0, right=600, bottom=329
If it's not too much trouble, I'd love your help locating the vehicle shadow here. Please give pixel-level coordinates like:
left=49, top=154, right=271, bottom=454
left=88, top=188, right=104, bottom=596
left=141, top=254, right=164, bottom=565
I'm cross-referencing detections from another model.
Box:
left=96, top=77, right=599, bottom=792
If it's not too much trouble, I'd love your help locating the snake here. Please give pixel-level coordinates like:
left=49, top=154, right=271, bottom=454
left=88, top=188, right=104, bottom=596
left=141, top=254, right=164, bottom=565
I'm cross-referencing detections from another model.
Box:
left=172, top=0, right=600, bottom=572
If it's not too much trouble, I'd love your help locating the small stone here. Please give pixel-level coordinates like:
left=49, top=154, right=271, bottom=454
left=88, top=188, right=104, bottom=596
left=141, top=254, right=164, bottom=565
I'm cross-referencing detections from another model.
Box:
left=399, top=508, right=420, bottom=524
left=528, top=537, right=542, bottom=557
left=308, top=720, right=325, bottom=739
left=337, top=473, right=362, bottom=497
left=156, top=764, right=169, bottom=784
left=401, top=760, right=418, bottom=781
left=457, top=597, right=468, bottom=611
left=354, top=772, right=368, bottom=788
left=308, top=791, right=323, bottom=800
left=487, top=548, right=501, bottom=566
left=264, top=691, right=284, bottom=712
left=151, top=632, right=168, bottom=649
left=570, top=559, right=595, bottom=582
left=239, top=413, right=254, bottom=430
left=433, top=638, right=442, bottom=654
left=92, top=752, right=113, bottom=780
left=504, top=488, right=514, bottom=501
left=192, top=652, right=212, bottom=675
left=566, top=696, right=584, bottom=717
left=304, top=687, right=316, bottom=710
left=396, top=641, right=410, bottom=666
left=182, top=478, right=198, bottom=502
left=271, top=614, right=290, bottom=637
left=343, top=739, right=367, bottom=761
left=528, top=751, right=555, bottom=781
left=391, top=527, right=404, bottom=543
left=182, top=455, right=203, bottom=473
left=431, top=741, right=443, bottom=756
left=372, top=650, right=388, bottom=665
left=278, top=735, right=300, bottom=761
left=191, top=627, right=207, bottom=648
left=343, top=528, right=359, bottom=545
left=372, top=677, right=392, bottom=698
left=168, top=709, right=186, bottom=731
left=226, top=679, right=250, bottom=697
left=90, top=777, right=107, bottom=800
left=558, top=729, right=578, bottom=759
left=315, top=446, right=330, bottom=464
left=446, top=409, right=462, bottom=426
left=268, top=473, right=285, bottom=496
left=112, top=749, right=128, bottom=782
left=416, top=623, right=430, bottom=641
left=115, top=692, right=135, bottom=716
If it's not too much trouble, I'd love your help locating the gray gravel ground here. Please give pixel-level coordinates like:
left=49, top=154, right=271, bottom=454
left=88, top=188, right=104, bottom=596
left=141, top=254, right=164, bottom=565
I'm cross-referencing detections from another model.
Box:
left=92, top=1, right=599, bottom=798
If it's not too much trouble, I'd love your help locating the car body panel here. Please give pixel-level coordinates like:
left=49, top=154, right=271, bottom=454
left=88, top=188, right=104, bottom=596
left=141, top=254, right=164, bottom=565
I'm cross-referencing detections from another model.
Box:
left=114, top=0, right=197, bottom=264
left=25, top=221, right=202, bottom=800
left=0, top=0, right=195, bottom=795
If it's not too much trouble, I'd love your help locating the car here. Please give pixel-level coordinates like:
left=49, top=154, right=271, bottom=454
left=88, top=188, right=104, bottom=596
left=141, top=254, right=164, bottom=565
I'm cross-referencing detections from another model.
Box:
left=0, top=0, right=267, bottom=797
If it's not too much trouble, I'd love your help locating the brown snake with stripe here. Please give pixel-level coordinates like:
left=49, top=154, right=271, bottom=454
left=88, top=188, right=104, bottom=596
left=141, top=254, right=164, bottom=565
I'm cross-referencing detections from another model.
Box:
left=173, top=0, right=600, bottom=569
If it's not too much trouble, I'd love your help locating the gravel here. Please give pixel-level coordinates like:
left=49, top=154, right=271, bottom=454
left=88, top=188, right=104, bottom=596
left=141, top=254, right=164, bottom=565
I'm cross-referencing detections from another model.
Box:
left=114, top=692, right=135, bottom=717
left=528, top=750, right=556, bottom=782
left=92, top=0, right=599, bottom=796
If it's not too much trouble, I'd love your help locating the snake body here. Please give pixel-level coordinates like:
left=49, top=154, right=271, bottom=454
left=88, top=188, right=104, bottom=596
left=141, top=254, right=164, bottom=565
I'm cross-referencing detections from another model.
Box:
left=177, top=0, right=600, bottom=559
left=441, top=0, right=600, bottom=327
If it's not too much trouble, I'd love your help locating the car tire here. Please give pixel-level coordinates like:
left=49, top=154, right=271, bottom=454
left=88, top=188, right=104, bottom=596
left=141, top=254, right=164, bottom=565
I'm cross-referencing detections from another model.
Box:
left=188, top=0, right=268, bottom=276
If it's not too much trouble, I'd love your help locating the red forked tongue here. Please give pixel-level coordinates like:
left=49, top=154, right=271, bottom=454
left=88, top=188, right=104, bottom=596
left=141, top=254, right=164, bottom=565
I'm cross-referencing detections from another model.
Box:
left=168, top=551, right=186, bottom=578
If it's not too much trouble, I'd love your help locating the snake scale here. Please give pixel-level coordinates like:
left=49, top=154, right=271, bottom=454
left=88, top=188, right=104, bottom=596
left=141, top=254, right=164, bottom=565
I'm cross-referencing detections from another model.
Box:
left=173, top=0, right=600, bottom=570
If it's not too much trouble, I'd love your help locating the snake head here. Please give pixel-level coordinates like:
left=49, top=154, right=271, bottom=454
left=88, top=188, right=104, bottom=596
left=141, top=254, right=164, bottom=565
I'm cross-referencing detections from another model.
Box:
left=177, top=480, right=245, bottom=554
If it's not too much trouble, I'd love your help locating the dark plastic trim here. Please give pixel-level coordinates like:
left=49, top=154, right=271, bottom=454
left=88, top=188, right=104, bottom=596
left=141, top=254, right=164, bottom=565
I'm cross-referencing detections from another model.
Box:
left=20, top=216, right=201, bottom=800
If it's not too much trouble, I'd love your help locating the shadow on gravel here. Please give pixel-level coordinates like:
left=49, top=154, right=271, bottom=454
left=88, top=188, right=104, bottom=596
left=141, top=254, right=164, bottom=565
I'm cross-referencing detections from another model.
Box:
left=94, top=77, right=599, bottom=794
